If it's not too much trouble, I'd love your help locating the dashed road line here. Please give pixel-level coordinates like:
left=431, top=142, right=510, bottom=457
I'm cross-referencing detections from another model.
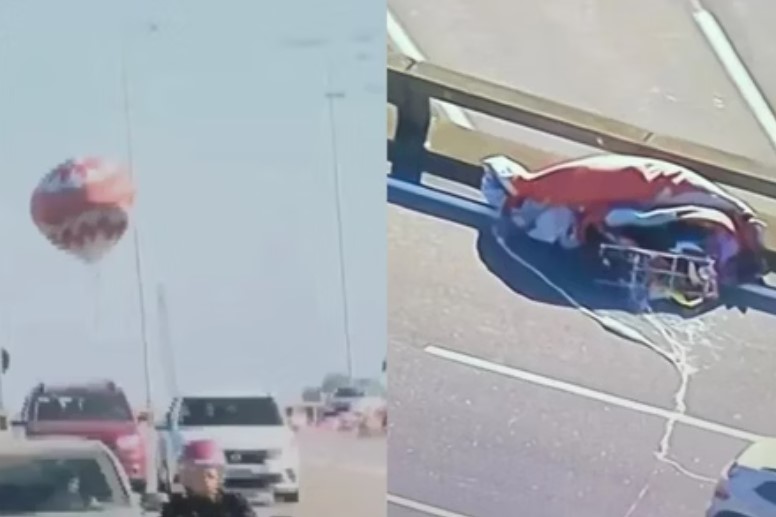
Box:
left=386, top=9, right=474, bottom=130
left=424, top=344, right=763, bottom=443
left=689, top=0, right=776, bottom=152
left=388, top=493, right=474, bottom=517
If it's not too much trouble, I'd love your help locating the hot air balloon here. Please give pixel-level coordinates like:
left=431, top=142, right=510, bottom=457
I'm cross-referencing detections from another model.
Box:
left=30, top=157, right=136, bottom=263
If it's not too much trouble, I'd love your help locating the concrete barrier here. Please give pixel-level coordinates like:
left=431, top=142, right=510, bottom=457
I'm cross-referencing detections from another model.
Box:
left=387, top=51, right=776, bottom=265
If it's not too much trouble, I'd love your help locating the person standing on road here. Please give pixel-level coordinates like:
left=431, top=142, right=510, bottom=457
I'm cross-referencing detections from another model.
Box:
left=161, top=439, right=256, bottom=517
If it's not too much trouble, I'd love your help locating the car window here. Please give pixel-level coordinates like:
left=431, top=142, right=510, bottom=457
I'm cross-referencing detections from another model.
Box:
left=178, top=397, right=283, bottom=426
left=333, top=387, right=363, bottom=398
left=32, top=392, right=133, bottom=422
left=754, top=481, right=776, bottom=505
left=0, top=456, right=124, bottom=512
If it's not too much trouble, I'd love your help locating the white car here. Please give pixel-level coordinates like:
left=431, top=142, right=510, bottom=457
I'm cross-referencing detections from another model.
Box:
left=0, top=436, right=166, bottom=516
left=707, top=438, right=776, bottom=517
left=161, top=392, right=299, bottom=506
left=325, top=386, right=365, bottom=415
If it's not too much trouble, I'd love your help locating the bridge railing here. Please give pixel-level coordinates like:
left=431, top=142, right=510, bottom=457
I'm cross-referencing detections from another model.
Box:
left=387, top=50, right=776, bottom=259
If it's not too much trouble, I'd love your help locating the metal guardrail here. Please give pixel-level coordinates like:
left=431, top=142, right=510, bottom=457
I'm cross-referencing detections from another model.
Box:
left=386, top=51, right=776, bottom=264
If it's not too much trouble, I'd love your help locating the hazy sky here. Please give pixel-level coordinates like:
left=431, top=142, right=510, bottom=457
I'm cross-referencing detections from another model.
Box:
left=0, top=0, right=385, bottom=413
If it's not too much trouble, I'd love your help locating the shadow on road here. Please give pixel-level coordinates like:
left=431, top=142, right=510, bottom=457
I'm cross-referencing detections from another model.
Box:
left=475, top=227, right=776, bottom=319
left=386, top=186, right=776, bottom=318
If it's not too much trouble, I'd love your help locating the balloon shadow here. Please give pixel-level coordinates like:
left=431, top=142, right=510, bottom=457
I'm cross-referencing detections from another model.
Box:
left=475, top=226, right=776, bottom=318
left=476, top=228, right=629, bottom=312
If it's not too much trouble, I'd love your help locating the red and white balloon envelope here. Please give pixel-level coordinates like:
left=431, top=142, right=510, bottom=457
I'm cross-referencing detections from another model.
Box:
left=30, top=157, right=136, bottom=263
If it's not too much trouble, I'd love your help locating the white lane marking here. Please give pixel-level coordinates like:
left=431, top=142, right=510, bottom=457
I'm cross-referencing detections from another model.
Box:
left=386, top=9, right=474, bottom=129
left=424, top=344, right=763, bottom=443
left=491, top=229, right=715, bottom=481
left=385, top=9, right=424, bottom=61
left=690, top=1, right=776, bottom=152
left=388, top=493, right=474, bottom=517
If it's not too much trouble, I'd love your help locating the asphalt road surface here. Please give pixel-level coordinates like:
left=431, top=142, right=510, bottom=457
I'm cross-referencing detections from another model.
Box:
left=253, top=431, right=386, bottom=517
left=388, top=0, right=776, bottom=165
left=388, top=3, right=776, bottom=515
left=387, top=204, right=776, bottom=517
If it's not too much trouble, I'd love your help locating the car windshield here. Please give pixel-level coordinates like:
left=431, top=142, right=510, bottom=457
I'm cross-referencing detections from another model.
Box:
left=32, top=393, right=133, bottom=422
left=179, top=397, right=283, bottom=426
left=334, top=387, right=363, bottom=398
left=0, top=456, right=124, bottom=513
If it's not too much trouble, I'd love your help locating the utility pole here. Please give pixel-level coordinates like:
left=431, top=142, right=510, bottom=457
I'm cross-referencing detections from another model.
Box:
left=325, top=87, right=354, bottom=382
left=282, top=41, right=374, bottom=383
left=120, top=40, right=158, bottom=495
left=0, top=348, right=8, bottom=410
left=0, top=348, right=10, bottom=432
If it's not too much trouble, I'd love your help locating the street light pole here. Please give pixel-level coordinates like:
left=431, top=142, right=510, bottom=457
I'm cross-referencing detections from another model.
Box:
left=120, top=41, right=158, bottom=495
left=324, top=88, right=354, bottom=382
left=282, top=40, right=375, bottom=384
left=120, top=47, right=154, bottom=422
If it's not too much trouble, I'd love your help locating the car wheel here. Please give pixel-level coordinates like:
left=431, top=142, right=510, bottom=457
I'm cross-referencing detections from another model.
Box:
left=157, top=478, right=170, bottom=494
left=130, top=479, right=147, bottom=494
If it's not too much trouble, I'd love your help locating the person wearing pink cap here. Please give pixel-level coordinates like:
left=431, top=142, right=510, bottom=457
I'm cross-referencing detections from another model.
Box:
left=161, top=439, right=256, bottom=517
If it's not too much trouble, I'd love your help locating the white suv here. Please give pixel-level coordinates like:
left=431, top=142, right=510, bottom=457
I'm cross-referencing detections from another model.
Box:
left=161, top=392, right=299, bottom=505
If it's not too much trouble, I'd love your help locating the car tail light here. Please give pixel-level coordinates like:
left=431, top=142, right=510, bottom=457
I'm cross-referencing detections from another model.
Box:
left=713, top=479, right=730, bottom=500
left=116, top=434, right=142, bottom=450
left=713, top=462, right=740, bottom=500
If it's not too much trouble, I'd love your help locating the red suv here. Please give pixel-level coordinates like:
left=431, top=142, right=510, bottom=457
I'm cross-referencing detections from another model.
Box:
left=21, top=380, right=149, bottom=492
